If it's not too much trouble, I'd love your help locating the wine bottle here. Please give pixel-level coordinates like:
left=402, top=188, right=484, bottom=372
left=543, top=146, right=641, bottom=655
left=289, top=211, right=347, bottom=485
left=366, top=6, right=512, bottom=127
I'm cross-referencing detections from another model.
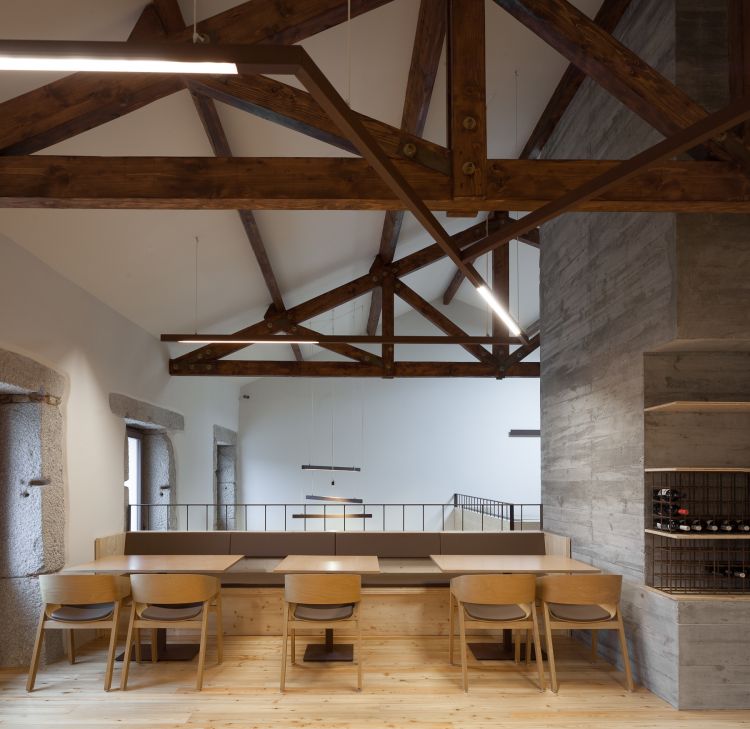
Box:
left=689, top=519, right=703, bottom=532
left=719, top=519, right=734, bottom=532
left=734, top=519, right=750, bottom=532
left=678, top=520, right=692, bottom=532
left=732, top=567, right=747, bottom=579
left=655, top=519, right=679, bottom=532
left=704, top=519, right=719, bottom=532
left=653, top=488, right=684, bottom=499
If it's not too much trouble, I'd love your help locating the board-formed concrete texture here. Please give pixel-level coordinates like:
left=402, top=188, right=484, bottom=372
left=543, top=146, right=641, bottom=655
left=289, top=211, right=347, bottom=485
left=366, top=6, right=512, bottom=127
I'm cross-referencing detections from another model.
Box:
left=109, top=393, right=184, bottom=431
left=0, top=348, right=65, bottom=668
left=540, top=0, right=750, bottom=711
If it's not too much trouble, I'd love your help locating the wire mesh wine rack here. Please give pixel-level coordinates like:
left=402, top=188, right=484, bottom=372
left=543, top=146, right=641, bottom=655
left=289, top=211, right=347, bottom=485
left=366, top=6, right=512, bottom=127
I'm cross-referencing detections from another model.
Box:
left=646, top=470, right=750, bottom=594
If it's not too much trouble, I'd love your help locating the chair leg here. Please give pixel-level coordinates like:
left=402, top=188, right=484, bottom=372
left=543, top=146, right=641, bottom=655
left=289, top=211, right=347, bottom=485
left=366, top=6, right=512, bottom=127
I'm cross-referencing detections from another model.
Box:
left=458, top=608, right=469, bottom=693
left=531, top=607, right=546, bottom=692
left=104, top=603, right=121, bottom=692
left=525, top=629, right=531, bottom=666
left=67, top=630, right=76, bottom=665
left=196, top=605, right=210, bottom=691
left=542, top=605, right=558, bottom=693
left=291, top=628, right=296, bottom=665
left=214, top=593, right=224, bottom=665
left=448, top=591, right=455, bottom=665
left=151, top=629, right=158, bottom=663
left=356, top=618, right=363, bottom=692
left=514, top=630, right=521, bottom=663
left=134, top=628, right=141, bottom=663
left=617, top=621, right=635, bottom=692
left=26, top=609, right=46, bottom=692
left=280, top=603, right=289, bottom=693
left=591, top=630, right=598, bottom=662
left=120, top=608, right=136, bottom=691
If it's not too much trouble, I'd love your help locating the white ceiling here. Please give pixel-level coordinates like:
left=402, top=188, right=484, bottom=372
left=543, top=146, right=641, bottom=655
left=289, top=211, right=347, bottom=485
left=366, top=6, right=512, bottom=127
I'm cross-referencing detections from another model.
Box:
left=0, top=0, right=601, bottom=345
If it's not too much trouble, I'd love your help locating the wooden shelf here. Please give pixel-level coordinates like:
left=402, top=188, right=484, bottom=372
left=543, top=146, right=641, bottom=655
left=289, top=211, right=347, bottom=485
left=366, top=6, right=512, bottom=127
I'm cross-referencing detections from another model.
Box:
left=645, top=467, right=750, bottom=473
left=645, top=528, right=750, bottom=540
left=645, top=401, right=750, bottom=413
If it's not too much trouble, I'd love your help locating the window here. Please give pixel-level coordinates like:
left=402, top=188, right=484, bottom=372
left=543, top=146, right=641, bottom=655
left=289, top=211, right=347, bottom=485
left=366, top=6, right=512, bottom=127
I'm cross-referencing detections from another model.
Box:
left=124, top=428, right=142, bottom=530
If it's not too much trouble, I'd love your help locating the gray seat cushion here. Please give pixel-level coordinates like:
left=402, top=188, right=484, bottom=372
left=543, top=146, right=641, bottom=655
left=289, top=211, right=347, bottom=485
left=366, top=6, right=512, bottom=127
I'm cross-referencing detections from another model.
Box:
left=548, top=603, right=611, bottom=622
left=464, top=603, right=526, bottom=621
left=140, top=605, right=203, bottom=621
left=294, top=603, right=354, bottom=621
left=50, top=603, right=114, bottom=622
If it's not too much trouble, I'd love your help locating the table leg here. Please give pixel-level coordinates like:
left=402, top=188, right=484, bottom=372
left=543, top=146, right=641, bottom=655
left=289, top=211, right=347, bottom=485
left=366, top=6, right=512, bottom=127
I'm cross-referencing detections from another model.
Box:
left=468, top=628, right=516, bottom=661
left=117, top=628, right=200, bottom=662
left=303, top=628, right=354, bottom=662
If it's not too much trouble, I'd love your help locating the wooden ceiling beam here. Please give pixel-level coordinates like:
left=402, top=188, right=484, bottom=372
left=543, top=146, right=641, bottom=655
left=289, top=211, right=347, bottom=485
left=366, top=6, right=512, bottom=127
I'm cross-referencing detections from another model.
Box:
left=292, top=325, right=383, bottom=365
left=500, top=333, right=540, bottom=373
left=395, top=282, right=498, bottom=366
left=5, top=155, right=750, bottom=211
left=169, top=359, right=540, bottom=378
left=492, top=0, right=750, bottom=172
left=172, top=218, right=495, bottom=366
left=0, top=0, right=394, bottom=155
left=460, top=90, right=750, bottom=261
left=187, top=75, right=449, bottom=172
left=366, top=0, right=447, bottom=335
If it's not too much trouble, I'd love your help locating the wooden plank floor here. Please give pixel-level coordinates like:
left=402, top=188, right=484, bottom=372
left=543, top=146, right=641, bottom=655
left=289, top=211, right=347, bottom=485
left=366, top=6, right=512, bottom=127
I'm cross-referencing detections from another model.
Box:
left=1, top=636, right=749, bottom=728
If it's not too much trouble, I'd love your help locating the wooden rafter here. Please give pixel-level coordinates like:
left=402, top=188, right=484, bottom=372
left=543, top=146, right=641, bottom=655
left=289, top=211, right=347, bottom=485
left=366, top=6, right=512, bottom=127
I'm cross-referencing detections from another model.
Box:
left=5, top=156, right=750, bottom=212
left=394, top=282, right=498, bottom=366
left=493, top=0, right=750, bottom=172
left=442, top=211, right=538, bottom=305
left=366, top=0, right=447, bottom=335
left=0, top=0, right=395, bottom=155
left=186, top=75, right=448, bottom=172
left=171, top=218, right=497, bottom=367
left=441, top=0, right=630, bottom=305
left=499, top=333, right=540, bottom=373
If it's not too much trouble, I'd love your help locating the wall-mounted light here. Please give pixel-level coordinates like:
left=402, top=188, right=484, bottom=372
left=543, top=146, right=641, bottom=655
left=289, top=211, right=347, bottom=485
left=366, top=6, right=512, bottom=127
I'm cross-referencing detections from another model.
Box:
left=508, top=429, right=540, bottom=437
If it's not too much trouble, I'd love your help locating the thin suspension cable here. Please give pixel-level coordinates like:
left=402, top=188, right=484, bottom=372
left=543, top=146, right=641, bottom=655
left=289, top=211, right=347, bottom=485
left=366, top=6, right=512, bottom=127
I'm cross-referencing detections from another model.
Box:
left=346, top=0, right=352, bottom=106
left=194, top=235, right=199, bottom=334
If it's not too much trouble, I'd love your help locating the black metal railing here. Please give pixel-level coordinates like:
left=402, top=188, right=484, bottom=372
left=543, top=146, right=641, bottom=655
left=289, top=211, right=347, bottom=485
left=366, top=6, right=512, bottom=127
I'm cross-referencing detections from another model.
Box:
left=128, top=493, right=542, bottom=533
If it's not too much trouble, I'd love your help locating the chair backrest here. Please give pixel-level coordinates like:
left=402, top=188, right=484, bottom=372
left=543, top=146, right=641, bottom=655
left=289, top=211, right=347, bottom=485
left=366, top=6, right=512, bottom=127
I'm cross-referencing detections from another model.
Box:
left=450, top=573, right=536, bottom=606
left=39, top=574, right=129, bottom=606
left=537, top=574, right=622, bottom=609
left=129, top=573, right=220, bottom=605
left=284, top=574, right=361, bottom=605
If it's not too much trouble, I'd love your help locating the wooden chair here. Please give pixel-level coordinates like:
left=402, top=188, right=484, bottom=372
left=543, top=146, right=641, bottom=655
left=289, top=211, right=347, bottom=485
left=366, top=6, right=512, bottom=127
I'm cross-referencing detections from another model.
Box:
left=281, top=573, right=362, bottom=692
left=537, top=574, right=634, bottom=693
left=120, top=573, right=222, bottom=691
left=449, top=574, right=545, bottom=692
left=27, top=574, right=130, bottom=692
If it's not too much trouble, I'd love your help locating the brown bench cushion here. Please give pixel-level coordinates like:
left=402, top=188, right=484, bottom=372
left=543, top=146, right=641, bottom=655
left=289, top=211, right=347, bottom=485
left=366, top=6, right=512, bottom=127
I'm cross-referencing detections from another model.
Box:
left=125, top=531, right=230, bottom=555
left=229, top=531, right=335, bottom=557
left=335, top=532, right=441, bottom=558
left=439, top=532, right=545, bottom=555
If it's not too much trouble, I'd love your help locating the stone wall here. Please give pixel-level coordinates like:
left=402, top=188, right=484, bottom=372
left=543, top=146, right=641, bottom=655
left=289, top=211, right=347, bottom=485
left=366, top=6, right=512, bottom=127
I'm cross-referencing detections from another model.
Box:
left=0, top=351, right=65, bottom=668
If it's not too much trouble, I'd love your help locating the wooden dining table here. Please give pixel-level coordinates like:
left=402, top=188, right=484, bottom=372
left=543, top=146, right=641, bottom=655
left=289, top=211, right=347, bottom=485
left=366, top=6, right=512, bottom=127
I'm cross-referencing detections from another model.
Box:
left=65, top=553, right=243, bottom=661
left=273, top=554, right=380, bottom=662
left=430, top=553, right=600, bottom=661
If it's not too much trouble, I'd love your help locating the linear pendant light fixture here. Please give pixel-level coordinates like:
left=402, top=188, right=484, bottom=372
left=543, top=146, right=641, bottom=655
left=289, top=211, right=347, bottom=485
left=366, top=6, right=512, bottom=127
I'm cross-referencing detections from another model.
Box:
left=0, top=40, right=239, bottom=75
left=300, top=464, right=361, bottom=473
left=476, top=286, right=521, bottom=337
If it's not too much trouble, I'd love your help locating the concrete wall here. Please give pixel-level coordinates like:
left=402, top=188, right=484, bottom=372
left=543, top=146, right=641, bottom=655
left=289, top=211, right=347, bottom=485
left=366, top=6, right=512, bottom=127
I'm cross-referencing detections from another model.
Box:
left=539, top=0, right=750, bottom=710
